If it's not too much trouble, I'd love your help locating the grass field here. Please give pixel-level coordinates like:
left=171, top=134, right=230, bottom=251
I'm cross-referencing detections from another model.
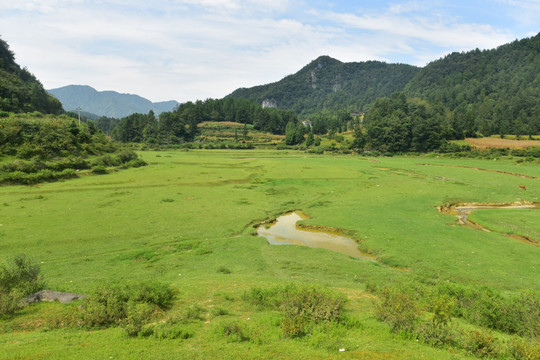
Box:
left=1, top=150, right=539, bottom=359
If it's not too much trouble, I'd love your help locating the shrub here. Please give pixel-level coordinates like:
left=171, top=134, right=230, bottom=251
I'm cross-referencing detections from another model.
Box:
left=244, top=284, right=346, bottom=338
left=79, top=280, right=175, bottom=331
left=125, top=158, right=147, bottom=168
left=375, top=288, right=419, bottom=333
left=0, top=254, right=46, bottom=296
left=508, top=338, right=540, bottom=360
left=279, top=284, right=346, bottom=323
left=463, top=330, right=500, bottom=358
left=123, top=301, right=156, bottom=337
left=129, top=281, right=175, bottom=309
left=0, top=289, right=24, bottom=316
left=91, top=165, right=108, bottom=174
left=0, top=254, right=46, bottom=316
left=79, top=282, right=129, bottom=327
left=280, top=316, right=307, bottom=338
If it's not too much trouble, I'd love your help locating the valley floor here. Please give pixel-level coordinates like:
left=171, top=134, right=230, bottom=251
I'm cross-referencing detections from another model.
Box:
left=1, top=150, right=538, bottom=359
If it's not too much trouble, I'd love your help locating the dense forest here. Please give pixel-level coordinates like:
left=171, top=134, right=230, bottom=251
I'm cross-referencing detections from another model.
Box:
left=111, top=97, right=298, bottom=143
left=227, top=34, right=540, bottom=138
left=363, top=92, right=454, bottom=152
left=0, top=37, right=62, bottom=114
left=405, top=33, right=540, bottom=137
left=228, top=56, right=420, bottom=117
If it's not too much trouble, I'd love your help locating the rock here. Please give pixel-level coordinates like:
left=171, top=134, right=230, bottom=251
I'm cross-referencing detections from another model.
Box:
left=25, top=290, right=85, bottom=304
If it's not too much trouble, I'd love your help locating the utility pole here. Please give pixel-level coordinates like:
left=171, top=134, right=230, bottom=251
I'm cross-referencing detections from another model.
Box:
left=76, top=107, right=81, bottom=125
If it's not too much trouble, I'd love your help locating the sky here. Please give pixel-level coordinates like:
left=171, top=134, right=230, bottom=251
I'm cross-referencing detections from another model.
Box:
left=0, top=1, right=539, bottom=103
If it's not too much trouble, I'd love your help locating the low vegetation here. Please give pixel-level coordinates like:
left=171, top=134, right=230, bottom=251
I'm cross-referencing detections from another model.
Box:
left=1, top=150, right=539, bottom=359
left=0, top=113, right=146, bottom=184
left=0, top=254, right=46, bottom=315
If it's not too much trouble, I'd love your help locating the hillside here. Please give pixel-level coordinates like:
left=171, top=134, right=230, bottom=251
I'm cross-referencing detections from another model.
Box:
left=227, top=56, right=420, bottom=117
left=48, top=85, right=179, bottom=118
left=405, top=32, right=540, bottom=137
left=0, top=37, right=62, bottom=114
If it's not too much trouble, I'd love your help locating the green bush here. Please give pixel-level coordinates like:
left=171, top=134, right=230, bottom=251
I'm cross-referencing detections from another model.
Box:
left=375, top=288, right=419, bottom=333
left=79, top=280, right=175, bottom=331
left=463, top=330, right=500, bottom=358
left=129, top=281, right=175, bottom=309
left=279, top=284, right=346, bottom=323
left=91, top=165, right=108, bottom=174
left=123, top=301, right=156, bottom=337
left=0, top=254, right=46, bottom=316
left=0, top=254, right=46, bottom=296
left=0, top=289, right=24, bottom=316
left=125, top=158, right=147, bottom=168
left=244, top=284, right=346, bottom=338
left=508, top=338, right=540, bottom=360
left=415, top=321, right=456, bottom=348
left=280, top=316, right=307, bottom=338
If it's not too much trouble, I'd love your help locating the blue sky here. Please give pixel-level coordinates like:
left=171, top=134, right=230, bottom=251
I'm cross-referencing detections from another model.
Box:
left=0, top=0, right=538, bottom=103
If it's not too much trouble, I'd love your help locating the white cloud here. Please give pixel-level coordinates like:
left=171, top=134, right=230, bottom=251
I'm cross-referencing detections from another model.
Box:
left=0, top=0, right=530, bottom=103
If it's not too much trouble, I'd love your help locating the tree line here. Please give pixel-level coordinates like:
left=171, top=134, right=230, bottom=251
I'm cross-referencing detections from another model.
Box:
left=109, top=98, right=298, bottom=143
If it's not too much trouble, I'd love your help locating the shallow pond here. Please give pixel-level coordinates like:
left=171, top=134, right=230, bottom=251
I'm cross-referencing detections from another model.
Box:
left=257, top=211, right=373, bottom=260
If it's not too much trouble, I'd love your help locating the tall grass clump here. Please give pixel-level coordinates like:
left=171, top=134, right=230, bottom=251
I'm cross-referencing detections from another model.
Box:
left=0, top=254, right=46, bottom=315
left=79, top=280, right=175, bottom=336
left=243, top=284, right=347, bottom=338
left=375, top=288, right=419, bottom=334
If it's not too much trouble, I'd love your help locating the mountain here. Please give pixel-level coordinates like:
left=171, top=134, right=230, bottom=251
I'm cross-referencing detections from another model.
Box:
left=0, top=37, right=63, bottom=114
left=47, top=85, right=179, bottom=119
left=404, top=32, right=540, bottom=136
left=227, top=56, right=420, bottom=117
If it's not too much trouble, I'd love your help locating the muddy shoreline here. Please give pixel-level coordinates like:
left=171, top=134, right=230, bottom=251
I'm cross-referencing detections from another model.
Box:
left=437, top=202, right=540, bottom=246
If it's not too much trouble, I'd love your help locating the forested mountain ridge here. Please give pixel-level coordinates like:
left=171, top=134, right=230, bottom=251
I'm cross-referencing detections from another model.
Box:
left=48, top=85, right=180, bottom=118
left=0, top=37, right=62, bottom=114
left=227, top=56, right=420, bottom=117
left=405, top=32, right=540, bottom=137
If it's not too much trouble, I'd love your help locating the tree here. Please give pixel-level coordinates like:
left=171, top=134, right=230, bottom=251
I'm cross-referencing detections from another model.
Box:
left=305, top=129, right=314, bottom=147
left=351, top=125, right=366, bottom=151
left=285, top=121, right=296, bottom=145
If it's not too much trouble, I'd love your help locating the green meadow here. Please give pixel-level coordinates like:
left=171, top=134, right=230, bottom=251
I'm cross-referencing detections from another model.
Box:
left=1, top=150, right=539, bottom=359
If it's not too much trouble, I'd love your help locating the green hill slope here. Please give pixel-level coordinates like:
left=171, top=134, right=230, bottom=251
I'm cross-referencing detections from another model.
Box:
left=227, top=56, right=420, bottom=117
left=405, top=33, right=540, bottom=136
left=0, top=37, right=62, bottom=114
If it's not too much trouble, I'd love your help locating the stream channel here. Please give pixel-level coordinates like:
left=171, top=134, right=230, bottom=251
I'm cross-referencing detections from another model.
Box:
left=256, top=211, right=374, bottom=260
left=439, top=202, right=540, bottom=246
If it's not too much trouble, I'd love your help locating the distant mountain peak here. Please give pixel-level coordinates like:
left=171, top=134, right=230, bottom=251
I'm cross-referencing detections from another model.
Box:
left=227, top=56, right=419, bottom=115
left=47, top=85, right=179, bottom=118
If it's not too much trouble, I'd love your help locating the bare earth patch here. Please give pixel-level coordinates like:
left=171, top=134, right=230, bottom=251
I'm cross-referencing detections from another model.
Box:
left=465, top=137, right=540, bottom=149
